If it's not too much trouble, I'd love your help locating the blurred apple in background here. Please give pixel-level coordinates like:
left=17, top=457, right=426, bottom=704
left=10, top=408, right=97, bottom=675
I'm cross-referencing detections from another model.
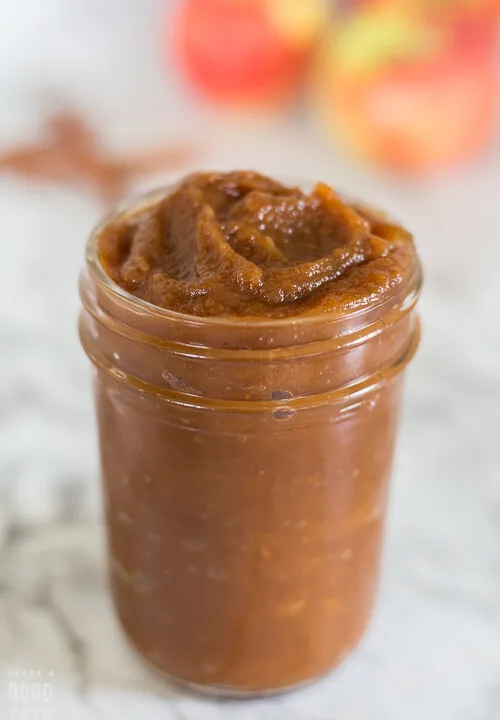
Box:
left=337, top=0, right=500, bottom=17
left=314, top=1, right=498, bottom=173
left=169, top=0, right=327, bottom=109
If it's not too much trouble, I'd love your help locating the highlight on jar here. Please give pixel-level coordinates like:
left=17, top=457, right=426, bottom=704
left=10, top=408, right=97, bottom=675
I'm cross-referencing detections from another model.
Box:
left=79, top=170, right=422, bottom=697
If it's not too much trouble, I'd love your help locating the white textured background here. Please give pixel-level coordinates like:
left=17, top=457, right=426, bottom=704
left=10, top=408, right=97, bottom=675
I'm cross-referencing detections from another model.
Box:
left=0, top=1, right=499, bottom=718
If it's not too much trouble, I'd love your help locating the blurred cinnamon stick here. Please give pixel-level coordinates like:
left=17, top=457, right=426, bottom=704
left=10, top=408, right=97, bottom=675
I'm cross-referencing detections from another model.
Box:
left=0, top=111, right=195, bottom=203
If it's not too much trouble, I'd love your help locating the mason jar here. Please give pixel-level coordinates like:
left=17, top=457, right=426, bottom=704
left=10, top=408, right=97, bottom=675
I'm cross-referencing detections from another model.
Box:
left=79, top=186, right=421, bottom=696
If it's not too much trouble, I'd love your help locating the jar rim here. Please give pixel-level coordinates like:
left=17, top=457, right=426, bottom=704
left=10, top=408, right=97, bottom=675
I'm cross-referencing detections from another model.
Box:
left=82, top=316, right=421, bottom=412
left=85, top=184, right=423, bottom=334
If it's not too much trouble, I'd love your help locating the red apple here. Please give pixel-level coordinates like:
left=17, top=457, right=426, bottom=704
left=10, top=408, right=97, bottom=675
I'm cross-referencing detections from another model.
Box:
left=315, top=5, right=497, bottom=172
left=169, top=0, right=326, bottom=107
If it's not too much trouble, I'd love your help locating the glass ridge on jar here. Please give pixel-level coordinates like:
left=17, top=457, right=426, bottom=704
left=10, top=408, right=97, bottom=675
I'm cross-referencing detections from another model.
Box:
left=79, top=186, right=422, bottom=697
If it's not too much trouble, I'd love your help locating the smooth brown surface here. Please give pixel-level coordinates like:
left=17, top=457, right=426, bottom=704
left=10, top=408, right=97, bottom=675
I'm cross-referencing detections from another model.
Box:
left=81, top=172, right=421, bottom=694
left=98, top=170, right=415, bottom=317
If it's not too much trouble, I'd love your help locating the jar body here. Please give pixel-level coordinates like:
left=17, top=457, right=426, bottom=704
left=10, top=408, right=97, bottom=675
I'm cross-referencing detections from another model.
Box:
left=93, top=369, right=403, bottom=693
left=79, top=199, right=421, bottom=695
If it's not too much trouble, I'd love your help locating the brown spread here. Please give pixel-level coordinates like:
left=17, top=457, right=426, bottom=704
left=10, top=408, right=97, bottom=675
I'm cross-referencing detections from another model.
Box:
left=81, top=170, right=421, bottom=695
left=98, top=170, right=414, bottom=317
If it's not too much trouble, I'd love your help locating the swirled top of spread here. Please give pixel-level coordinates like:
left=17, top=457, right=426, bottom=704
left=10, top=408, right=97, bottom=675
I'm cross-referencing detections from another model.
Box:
left=98, top=171, right=415, bottom=318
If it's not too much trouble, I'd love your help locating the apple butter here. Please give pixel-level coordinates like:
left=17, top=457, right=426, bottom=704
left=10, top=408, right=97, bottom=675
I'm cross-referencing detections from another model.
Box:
left=79, top=171, right=421, bottom=695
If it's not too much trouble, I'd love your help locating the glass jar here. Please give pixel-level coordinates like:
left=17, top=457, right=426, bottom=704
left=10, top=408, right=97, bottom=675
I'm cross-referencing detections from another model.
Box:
left=79, top=188, right=422, bottom=696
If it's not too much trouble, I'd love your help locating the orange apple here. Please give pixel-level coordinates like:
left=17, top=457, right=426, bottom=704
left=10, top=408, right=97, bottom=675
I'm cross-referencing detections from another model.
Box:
left=169, top=0, right=326, bottom=108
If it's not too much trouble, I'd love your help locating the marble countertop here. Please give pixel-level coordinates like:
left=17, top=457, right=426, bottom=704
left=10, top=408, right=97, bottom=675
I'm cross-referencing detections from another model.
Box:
left=0, top=1, right=499, bottom=718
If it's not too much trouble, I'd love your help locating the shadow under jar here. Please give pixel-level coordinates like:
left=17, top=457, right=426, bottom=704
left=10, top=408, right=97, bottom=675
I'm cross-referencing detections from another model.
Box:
left=79, top=173, right=421, bottom=696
